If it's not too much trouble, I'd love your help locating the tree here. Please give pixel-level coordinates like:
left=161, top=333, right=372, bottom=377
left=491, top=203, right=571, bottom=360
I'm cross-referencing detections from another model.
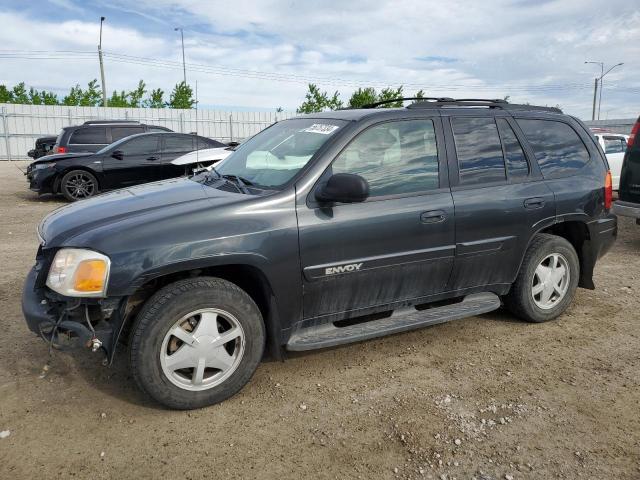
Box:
left=145, top=88, right=165, bottom=108
left=41, top=91, right=59, bottom=105
left=63, top=85, right=83, bottom=106
left=415, top=89, right=425, bottom=99
left=28, top=87, right=43, bottom=105
left=11, top=83, right=29, bottom=104
left=0, top=85, right=12, bottom=103
left=348, top=87, right=378, bottom=108
left=169, top=81, right=195, bottom=109
left=297, top=83, right=343, bottom=113
left=108, top=90, right=129, bottom=108
left=377, top=86, right=404, bottom=107
left=80, top=79, right=102, bottom=106
left=128, top=80, right=147, bottom=108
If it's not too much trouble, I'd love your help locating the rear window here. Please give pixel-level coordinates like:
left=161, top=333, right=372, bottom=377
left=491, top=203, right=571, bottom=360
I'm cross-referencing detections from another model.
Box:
left=517, top=119, right=590, bottom=178
left=111, top=126, right=145, bottom=141
left=69, top=127, right=108, bottom=145
left=452, top=117, right=506, bottom=185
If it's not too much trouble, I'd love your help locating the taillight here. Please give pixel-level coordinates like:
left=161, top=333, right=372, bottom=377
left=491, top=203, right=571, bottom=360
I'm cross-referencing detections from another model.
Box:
left=55, top=146, right=66, bottom=154
left=628, top=119, right=639, bottom=148
left=605, top=170, right=613, bottom=210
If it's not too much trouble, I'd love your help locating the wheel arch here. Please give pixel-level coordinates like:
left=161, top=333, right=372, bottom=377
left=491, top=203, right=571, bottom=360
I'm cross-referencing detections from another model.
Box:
left=539, top=220, right=593, bottom=289
left=119, top=262, right=285, bottom=362
left=53, top=166, right=101, bottom=194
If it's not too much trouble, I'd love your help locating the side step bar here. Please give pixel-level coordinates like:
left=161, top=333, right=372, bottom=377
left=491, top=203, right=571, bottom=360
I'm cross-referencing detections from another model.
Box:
left=286, top=292, right=501, bottom=351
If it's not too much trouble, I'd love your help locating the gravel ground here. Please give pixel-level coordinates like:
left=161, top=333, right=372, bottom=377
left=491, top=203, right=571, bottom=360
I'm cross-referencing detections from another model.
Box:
left=1, top=161, right=639, bottom=480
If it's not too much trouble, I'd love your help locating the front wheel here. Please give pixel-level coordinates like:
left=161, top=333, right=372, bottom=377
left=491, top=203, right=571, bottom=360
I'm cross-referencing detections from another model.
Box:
left=505, top=234, right=579, bottom=323
left=60, top=169, right=99, bottom=201
left=129, top=277, right=265, bottom=409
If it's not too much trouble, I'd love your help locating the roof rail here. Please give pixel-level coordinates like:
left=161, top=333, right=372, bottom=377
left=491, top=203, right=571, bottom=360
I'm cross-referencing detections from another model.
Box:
left=406, top=98, right=562, bottom=113
left=83, top=120, right=142, bottom=125
left=359, top=97, right=455, bottom=109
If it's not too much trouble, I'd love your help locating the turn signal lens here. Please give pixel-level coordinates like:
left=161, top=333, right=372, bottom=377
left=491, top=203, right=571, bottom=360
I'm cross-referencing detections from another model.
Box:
left=73, top=260, right=107, bottom=292
left=46, top=248, right=110, bottom=297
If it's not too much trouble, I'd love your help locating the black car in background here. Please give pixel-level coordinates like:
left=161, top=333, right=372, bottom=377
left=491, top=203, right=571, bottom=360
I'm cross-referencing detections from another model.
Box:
left=27, top=132, right=226, bottom=201
left=27, top=135, right=57, bottom=159
left=613, top=116, right=640, bottom=223
left=52, top=120, right=172, bottom=154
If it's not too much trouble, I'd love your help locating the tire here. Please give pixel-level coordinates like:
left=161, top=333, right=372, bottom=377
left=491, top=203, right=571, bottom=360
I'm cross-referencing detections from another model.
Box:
left=60, top=169, right=99, bottom=201
left=129, top=277, right=265, bottom=409
left=504, top=234, right=579, bottom=323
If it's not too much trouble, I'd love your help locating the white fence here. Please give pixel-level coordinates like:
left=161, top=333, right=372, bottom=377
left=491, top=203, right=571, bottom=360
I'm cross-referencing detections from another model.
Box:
left=0, top=103, right=296, bottom=161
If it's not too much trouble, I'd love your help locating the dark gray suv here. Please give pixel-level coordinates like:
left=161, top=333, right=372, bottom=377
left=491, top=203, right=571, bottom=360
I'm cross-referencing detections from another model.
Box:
left=22, top=98, right=617, bottom=409
left=52, top=120, right=172, bottom=154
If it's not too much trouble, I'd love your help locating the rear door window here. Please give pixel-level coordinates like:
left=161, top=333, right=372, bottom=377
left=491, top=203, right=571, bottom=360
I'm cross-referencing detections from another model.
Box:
left=496, top=118, right=529, bottom=180
left=603, top=136, right=626, bottom=154
left=164, top=135, right=196, bottom=154
left=451, top=117, right=506, bottom=185
left=516, top=119, right=590, bottom=178
left=111, top=126, right=145, bottom=142
left=119, top=136, right=160, bottom=156
left=69, top=127, right=108, bottom=145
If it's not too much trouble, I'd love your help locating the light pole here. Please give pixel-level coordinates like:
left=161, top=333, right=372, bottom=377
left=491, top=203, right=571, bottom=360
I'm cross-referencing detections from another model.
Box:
left=98, top=16, right=108, bottom=107
left=585, top=61, right=623, bottom=120
left=174, top=27, right=186, bottom=85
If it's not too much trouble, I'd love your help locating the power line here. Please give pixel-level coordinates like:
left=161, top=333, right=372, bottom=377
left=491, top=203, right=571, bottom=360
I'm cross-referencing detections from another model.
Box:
left=0, top=49, right=638, bottom=95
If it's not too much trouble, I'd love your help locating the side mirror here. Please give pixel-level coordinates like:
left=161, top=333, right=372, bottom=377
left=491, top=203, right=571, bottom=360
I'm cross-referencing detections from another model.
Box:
left=111, top=150, right=124, bottom=160
left=315, top=173, right=369, bottom=204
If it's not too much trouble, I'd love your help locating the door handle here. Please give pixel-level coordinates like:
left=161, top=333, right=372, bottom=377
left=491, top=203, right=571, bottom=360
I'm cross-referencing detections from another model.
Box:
left=146, top=156, right=159, bottom=161
left=524, top=197, right=545, bottom=209
left=420, top=210, right=446, bottom=224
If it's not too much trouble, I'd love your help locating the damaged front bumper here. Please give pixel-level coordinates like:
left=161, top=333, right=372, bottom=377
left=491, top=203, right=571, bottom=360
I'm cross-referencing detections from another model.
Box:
left=22, top=266, right=128, bottom=365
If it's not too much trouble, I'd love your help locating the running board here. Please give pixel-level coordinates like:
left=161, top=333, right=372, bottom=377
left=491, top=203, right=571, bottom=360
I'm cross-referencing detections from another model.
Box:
left=286, top=293, right=500, bottom=351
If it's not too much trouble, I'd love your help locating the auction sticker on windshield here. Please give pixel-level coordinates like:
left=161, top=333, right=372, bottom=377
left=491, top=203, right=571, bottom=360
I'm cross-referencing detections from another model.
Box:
left=302, top=124, right=340, bottom=135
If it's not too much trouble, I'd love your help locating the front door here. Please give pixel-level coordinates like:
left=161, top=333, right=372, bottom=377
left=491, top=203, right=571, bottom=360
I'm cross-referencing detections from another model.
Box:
left=445, top=115, right=556, bottom=290
left=297, top=117, right=455, bottom=320
left=102, top=135, right=162, bottom=188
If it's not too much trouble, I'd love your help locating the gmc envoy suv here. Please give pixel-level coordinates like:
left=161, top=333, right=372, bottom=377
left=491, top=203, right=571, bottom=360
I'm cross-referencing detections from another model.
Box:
left=22, top=98, right=617, bottom=409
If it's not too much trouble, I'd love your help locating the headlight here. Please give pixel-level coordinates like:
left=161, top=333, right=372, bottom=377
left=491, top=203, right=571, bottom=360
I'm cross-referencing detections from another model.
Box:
left=46, top=248, right=110, bottom=297
left=34, top=162, right=56, bottom=170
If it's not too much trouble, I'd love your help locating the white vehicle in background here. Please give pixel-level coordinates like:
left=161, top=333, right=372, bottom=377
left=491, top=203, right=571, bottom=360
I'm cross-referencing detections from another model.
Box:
left=170, top=146, right=234, bottom=173
left=592, top=130, right=629, bottom=190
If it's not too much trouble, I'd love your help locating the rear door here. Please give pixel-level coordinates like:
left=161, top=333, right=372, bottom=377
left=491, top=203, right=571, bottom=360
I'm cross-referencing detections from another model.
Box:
left=444, top=114, right=555, bottom=290
left=297, top=117, right=456, bottom=320
left=161, top=134, right=198, bottom=178
left=102, top=135, right=162, bottom=188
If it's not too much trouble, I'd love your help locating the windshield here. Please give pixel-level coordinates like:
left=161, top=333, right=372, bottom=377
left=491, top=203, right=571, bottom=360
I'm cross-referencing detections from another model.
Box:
left=214, top=118, right=346, bottom=188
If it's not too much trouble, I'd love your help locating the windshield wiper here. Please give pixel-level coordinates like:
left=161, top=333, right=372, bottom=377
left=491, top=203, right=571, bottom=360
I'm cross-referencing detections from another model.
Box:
left=222, top=174, right=253, bottom=194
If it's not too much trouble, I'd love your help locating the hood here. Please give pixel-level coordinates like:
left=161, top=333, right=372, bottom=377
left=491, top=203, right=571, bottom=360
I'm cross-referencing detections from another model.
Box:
left=39, top=177, right=239, bottom=247
left=171, top=147, right=233, bottom=166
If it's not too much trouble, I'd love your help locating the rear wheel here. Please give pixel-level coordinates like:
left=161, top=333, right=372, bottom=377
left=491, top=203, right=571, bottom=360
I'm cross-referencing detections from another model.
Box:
left=129, top=277, right=265, bottom=409
left=60, top=169, right=98, bottom=201
left=505, top=234, right=579, bottom=323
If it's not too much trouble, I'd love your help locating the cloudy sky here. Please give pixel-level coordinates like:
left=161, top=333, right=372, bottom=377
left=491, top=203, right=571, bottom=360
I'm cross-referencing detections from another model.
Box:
left=0, top=0, right=638, bottom=118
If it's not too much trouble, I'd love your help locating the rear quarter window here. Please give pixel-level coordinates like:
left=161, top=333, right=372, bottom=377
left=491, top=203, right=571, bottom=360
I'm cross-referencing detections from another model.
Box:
left=69, top=127, right=108, bottom=145
left=516, top=119, right=590, bottom=178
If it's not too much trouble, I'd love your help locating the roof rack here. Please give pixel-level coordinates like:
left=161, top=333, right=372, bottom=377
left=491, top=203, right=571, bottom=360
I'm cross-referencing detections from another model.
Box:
left=357, top=97, right=562, bottom=114
left=83, top=120, right=142, bottom=125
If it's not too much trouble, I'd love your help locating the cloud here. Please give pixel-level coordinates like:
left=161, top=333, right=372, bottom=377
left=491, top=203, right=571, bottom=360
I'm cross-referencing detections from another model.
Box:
left=0, top=1, right=638, bottom=118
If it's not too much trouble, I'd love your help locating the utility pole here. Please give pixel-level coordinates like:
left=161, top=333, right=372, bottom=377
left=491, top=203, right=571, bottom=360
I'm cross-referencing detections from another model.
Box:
left=591, top=78, right=598, bottom=121
left=175, top=27, right=186, bottom=85
left=98, top=16, right=108, bottom=107
left=585, top=61, right=623, bottom=120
